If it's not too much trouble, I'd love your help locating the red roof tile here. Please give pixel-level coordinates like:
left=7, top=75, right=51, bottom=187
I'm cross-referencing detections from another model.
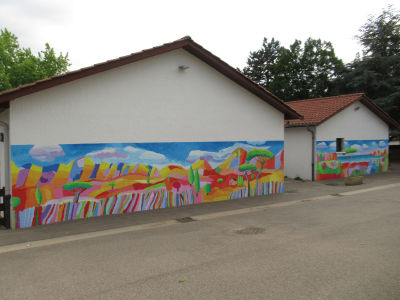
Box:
left=285, top=93, right=399, bottom=129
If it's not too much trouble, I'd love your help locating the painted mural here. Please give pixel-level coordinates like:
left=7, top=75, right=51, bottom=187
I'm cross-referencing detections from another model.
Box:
left=316, top=139, right=388, bottom=180
left=11, top=141, right=284, bottom=228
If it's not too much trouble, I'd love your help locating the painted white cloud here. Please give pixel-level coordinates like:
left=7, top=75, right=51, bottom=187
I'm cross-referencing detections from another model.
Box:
left=186, top=142, right=270, bottom=165
left=124, top=146, right=168, bottom=164
left=317, top=142, right=328, bottom=149
left=123, top=146, right=141, bottom=153
left=362, top=144, right=369, bottom=149
left=372, top=142, right=378, bottom=148
left=87, top=147, right=127, bottom=159
left=247, top=141, right=266, bottom=146
left=139, top=151, right=167, bottom=161
left=379, top=141, right=386, bottom=147
left=351, top=144, right=363, bottom=151
left=29, top=145, right=65, bottom=162
left=329, top=142, right=336, bottom=149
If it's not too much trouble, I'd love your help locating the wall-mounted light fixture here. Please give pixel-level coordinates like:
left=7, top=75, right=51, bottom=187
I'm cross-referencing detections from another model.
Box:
left=178, top=65, right=190, bottom=70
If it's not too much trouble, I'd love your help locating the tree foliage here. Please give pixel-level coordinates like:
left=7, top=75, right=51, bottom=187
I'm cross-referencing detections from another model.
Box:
left=344, top=147, right=357, bottom=154
left=35, top=187, right=43, bottom=206
left=243, top=37, right=344, bottom=100
left=0, top=28, right=69, bottom=91
left=194, top=169, right=200, bottom=195
left=63, top=181, right=93, bottom=203
left=246, top=149, right=274, bottom=161
left=332, top=6, right=400, bottom=132
left=245, top=149, right=275, bottom=196
left=203, top=183, right=211, bottom=195
left=189, top=166, right=194, bottom=185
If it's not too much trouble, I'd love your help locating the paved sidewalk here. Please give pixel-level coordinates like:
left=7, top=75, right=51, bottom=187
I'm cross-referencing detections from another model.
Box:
left=1, top=162, right=399, bottom=246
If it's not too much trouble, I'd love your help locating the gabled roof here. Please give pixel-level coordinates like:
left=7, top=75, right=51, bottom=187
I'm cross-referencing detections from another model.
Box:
left=0, top=36, right=301, bottom=120
left=285, top=93, right=399, bottom=129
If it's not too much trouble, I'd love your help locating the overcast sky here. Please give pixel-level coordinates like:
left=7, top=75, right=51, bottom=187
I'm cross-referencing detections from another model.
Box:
left=0, top=0, right=397, bottom=71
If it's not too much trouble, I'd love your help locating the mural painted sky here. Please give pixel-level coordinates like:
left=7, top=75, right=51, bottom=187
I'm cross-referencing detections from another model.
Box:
left=316, top=139, right=388, bottom=180
left=11, top=140, right=284, bottom=228
left=12, top=141, right=283, bottom=168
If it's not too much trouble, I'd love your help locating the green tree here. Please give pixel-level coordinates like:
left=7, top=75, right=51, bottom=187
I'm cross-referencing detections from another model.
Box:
left=63, top=181, right=93, bottom=203
left=344, top=147, right=358, bottom=177
left=333, top=6, right=400, bottom=133
left=194, top=169, right=200, bottom=195
left=146, top=165, right=153, bottom=185
left=237, top=175, right=244, bottom=186
left=108, top=181, right=116, bottom=190
left=243, top=37, right=344, bottom=100
left=11, top=197, right=21, bottom=209
left=0, top=28, right=69, bottom=91
left=188, top=166, right=194, bottom=185
left=238, top=164, right=257, bottom=197
left=35, top=187, right=43, bottom=206
left=203, top=183, right=211, bottom=195
left=35, top=187, right=43, bottom=225
left=246, top=149, right=274, bottom=195
left=243, top=38, right=282, bottom=87
left=11, top=196, right=21, bottom=228
left=358, top=5, right=400, bottom=57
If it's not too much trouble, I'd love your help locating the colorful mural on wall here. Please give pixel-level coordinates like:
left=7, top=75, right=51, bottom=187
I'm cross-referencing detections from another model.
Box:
left=316, top=139, right=388, bottom=180
left=11, top=141, right=284, bottom=228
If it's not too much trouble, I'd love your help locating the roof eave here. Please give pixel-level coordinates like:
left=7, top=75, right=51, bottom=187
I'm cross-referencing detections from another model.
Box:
left=0, top=37, right=302, bottom=120
left=285, top=123, right=318, bottom=128
left=359, top=95, right=400, bottom=129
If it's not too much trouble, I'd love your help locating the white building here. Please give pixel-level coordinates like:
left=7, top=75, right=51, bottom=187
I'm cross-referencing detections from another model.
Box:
left=0, top=37, right=300, bottom=228
left=285, top=93, right=399, bottom=181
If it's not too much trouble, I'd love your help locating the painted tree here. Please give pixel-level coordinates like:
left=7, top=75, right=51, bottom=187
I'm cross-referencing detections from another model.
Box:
left=237, top=175, right=244, bottom=186
left=238, top=164, right=257, bottom=197
left=35, top=187, right=43, bottom=206
left=11, top=197, right=21, bottom=228
left=63, top=181, right=93, bottom=204
left=344, top=147, right=358, bottom=176
left=246, top=149, right=275, bottom=195
left=203, top=183, right=211, bottom=195
left=188, top=166, right=194, bottom=185
left=194, top=169, right=200, bottom=195
left=146, top=165, right=153, bottom=185
left=35, top=187, right=43, bottom=225
left=108, top=181, right=115, bottom=190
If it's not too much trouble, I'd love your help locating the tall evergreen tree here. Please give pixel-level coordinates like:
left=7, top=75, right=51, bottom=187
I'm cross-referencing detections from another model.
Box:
left=333, top=6, right=400, bottom=131
left=243, top=37, right=344, bottom=101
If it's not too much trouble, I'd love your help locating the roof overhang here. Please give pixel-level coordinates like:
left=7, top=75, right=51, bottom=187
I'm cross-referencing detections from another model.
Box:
left=0, top=37, right=302, bottom=120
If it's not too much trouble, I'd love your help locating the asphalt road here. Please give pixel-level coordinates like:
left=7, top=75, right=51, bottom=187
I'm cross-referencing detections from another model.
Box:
left=1, top=176, right=400, bottom=299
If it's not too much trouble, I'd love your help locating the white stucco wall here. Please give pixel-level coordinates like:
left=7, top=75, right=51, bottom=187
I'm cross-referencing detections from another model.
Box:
left=284, top=127, right=313, bottom=180
left=9, top=49, right=284, bottom=145
left=316, top=101, right=389, bottom=141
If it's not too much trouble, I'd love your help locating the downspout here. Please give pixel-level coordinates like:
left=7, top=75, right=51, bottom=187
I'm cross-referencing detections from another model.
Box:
left=0, top=120, right=10, bottom=194
left=306, top=126, right=316, bottom=181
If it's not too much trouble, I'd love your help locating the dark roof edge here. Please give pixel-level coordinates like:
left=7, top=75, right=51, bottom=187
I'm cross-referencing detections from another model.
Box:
left=285, top=123, right=317, bottom=128
left=359, top=94, right=400, bottom=129
left=0, top=36, right=301, bottom=120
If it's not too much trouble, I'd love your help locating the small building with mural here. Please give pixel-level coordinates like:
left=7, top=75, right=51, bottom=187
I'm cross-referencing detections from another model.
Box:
left=284, top=93, right=399, bottom=181
left=0, top=37, right=300, bottom=229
